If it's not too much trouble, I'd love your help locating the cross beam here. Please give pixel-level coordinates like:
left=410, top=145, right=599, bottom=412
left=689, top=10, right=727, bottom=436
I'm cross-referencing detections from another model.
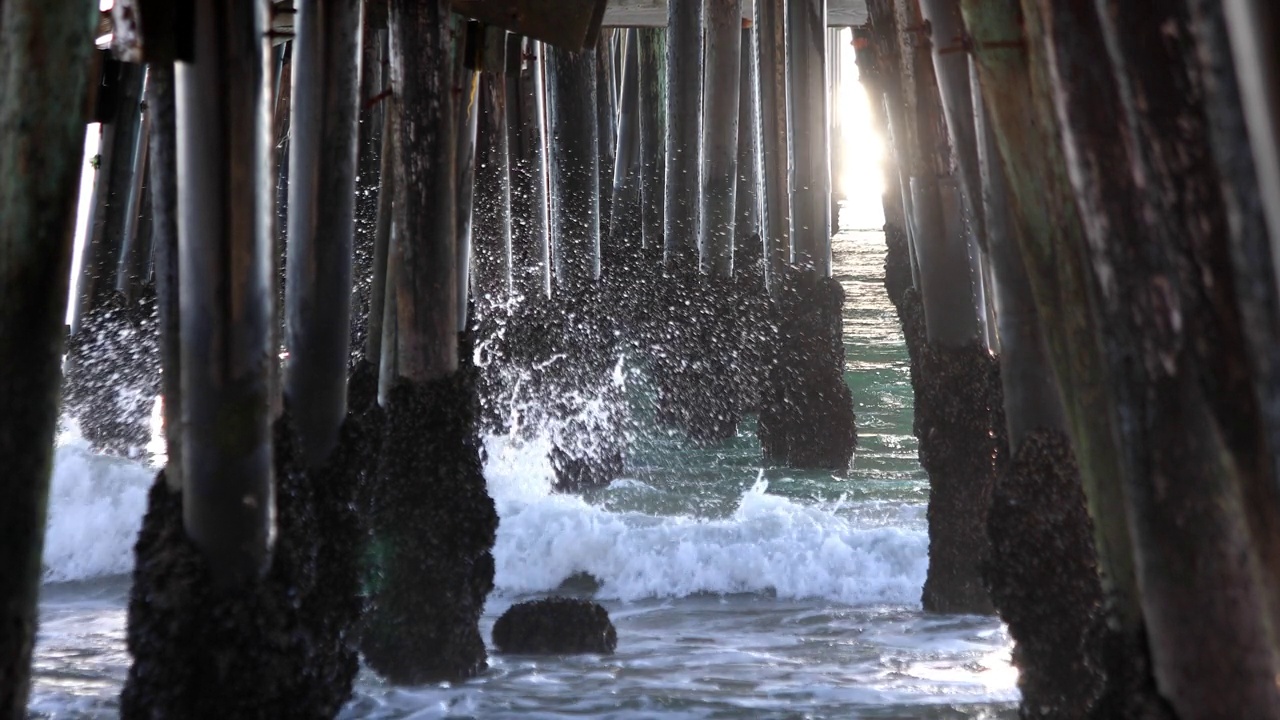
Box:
left=603, top=0, right=868, bottom=27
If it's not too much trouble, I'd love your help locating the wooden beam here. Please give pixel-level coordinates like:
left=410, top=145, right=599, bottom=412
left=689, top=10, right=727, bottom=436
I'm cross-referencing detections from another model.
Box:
left=449, top=0, right=609, bottom=50
left=603, top=0, right=868, bottom=27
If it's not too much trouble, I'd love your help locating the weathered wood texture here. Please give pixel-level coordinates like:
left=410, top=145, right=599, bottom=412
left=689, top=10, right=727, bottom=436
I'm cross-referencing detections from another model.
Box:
left=602, top=0, right=867, bottom=26
left=1061, top=0, right=1280, bottom=714
left=367, top=97, right=395, bottom=371
left=114, top=77, right=153, bottom=301
left=475, top=51, right=514, bottom=310
left=388, top=0, right=458, bottom=381
left=917, top=0, right=982, bottom=241
left=608, top=29, right=642, bottom=271
left=456, top=53, right=479, bottom=331
left=910, top=175, right=980, bottom=347
left=284, top=0, right=362, bottom=467
left=662, top=0, right=702, bottom=267
left=786, top=0, right=830, bottom=277
left=1221, top=0, right=1279, bottom=295
left=699, top=0, right=741, bottom=278
left=1188, top=3, right=1280, bottom=612
left=508, top=37, right=552, bottom=301
left=972, top=75, right=1061, bottom=449
left=76, top=60, right=145, bottom=331
left=355, top=19, right=386, bottom=364
left=176, top=0, right=276, bottom=587
left=0, top=0, right=96, bottom=714
left=596, top=31, right=618, bottom=245
left=451, top=0, right=607, bottom=50
left=545, top=46, right=602, bottom=293
left=733, top=26, right=761, bottom=273
left=755, top=0, right=789, bottom=292
left=147, top=63, right=183, bottom=492
left=959, top=0, right=1141, bottom=638
left=637, top=28, right=666, bottom=258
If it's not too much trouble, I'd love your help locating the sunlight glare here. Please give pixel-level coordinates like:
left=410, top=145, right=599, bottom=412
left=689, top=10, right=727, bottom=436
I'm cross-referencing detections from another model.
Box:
left=68, top=124, right=101, bottom=327
left=833, top=29, right=887, bottom=231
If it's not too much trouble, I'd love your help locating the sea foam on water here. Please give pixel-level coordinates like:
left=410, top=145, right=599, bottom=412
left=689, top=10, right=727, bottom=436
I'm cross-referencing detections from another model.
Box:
left=41, top=421, right=929, bottom=612
left=484, top=431, right=929, bottom=606
left=43, top=423, right=153, bottom=583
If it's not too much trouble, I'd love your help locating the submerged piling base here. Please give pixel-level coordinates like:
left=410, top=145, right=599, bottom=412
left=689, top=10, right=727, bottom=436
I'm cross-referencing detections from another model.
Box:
left=121, top=412, right=367, bottom=719
left=361, top=371, right=498, bottom=684
left=986, top=430, right=1174, bottom=719
left=63, top=292, right=159, bottom=456
left=758, top=268, right=857, bottom=469
left=985, top=429, right=1103, bottom=716
left=898, top=288, right=998, bottom=615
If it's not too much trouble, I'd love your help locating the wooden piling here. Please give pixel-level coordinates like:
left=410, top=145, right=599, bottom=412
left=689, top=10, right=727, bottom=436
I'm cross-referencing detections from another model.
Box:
left=596, top=29, right=618, bottom=243
left=918, top=0, right=990, bottom=351
left=114, top=70, right=153, bottom=302
left=545, top=46, right=601, bottom=294
left=828, top=28, right=840, bottom=204
left=508, top=37, right=552, bottom=301
left=147, top=63, right=183, bottom=492
left=917, top=0, right=983, bottom=240
left=663, top=0, right=703, bottom=268
left=786, top=0, right=831, bottom=277
left=474, top=28, right=514, bottom=311
left=367, top=100, right=396, bottom=374
left=637, top=28, right=667, bottom=260
left=870, top=0, right=992, bottom=618
left=364, top=1, right=497, bottom=688
left=387, top=0, right=458, bottom=382
left=1058, top=0, right=1280, bottom=714
left=700, top=0, right=742, bottom=279
left=1221, top=0, right=1280, bottom=290
left=959, top=0, right=1143, bottom=685
left=609, top=29, right=643, bottom=274
left=456, top=32, right=480, bottom=331
left=75, top=60, right=145, bottom=331
left=354, top=15, right=387, bottom=366
left=973, top=94, right=1062, bottom=449
left=734, top=25, right=762, bottom=275
left=909, top=177, right=980, bottom=346
left=1190, top=0, right=1280, bottom=551
left=969, top=48, right=1106, bottom=717
left=755, top=0, right=791, bottom=294
left=177, top=0, right=276, bottom=587
left=284, top=0, right=363, bottom=467
left=270, top=42, right=293, bottom=422
left=0, top=0, right=96, bottom=713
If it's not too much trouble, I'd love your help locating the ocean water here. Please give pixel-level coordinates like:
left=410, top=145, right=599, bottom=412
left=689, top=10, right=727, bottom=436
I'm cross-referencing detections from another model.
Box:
left=28, top=225, right=1019, bottom=719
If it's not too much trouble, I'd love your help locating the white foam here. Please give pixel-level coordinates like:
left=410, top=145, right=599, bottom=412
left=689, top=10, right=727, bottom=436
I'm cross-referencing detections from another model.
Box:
left=38, top=415, right=930, bottom=609
left=42, top=424, right=154, bottom=582
left=485, top=434, right=929, bottom=606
